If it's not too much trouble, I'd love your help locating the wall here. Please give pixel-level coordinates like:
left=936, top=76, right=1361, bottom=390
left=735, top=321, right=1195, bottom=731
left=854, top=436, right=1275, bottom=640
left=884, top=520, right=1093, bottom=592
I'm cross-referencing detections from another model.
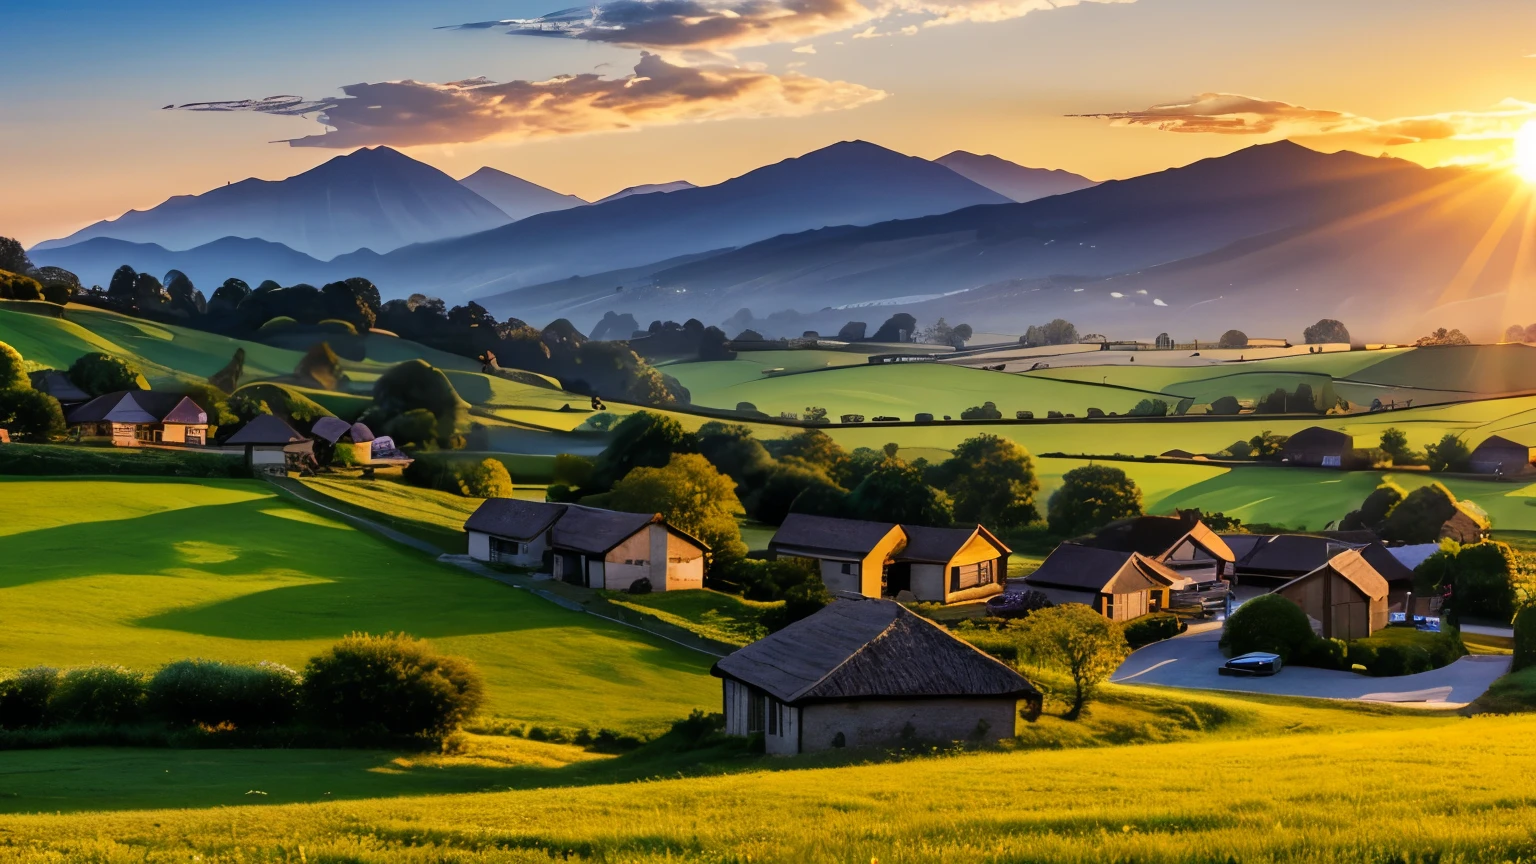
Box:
left=799, top=698, right=1019, bottom=753
left=859, top=528, right=908, bottom=597
left=603, top=528, right=652, bottom=591
left=820, top=559, right=862, bottom=595
left=468, top=531, right=491, bottom=561
left=911, top=563, right=945, bottom=601
left=659, top=527, right=706, bottom=590
left=721, top=679, right=800, bottom=755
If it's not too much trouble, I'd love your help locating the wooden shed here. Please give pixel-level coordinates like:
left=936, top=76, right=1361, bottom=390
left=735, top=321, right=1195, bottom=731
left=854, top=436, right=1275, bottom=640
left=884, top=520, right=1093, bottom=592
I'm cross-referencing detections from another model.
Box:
left=1273, top=549, right=1389, bottom=640
left=1018, top=544, right=1187, bottom=620
left=1468, top=435, right=1536, bottom=476
left=713, top=596, right=1040, bottom=755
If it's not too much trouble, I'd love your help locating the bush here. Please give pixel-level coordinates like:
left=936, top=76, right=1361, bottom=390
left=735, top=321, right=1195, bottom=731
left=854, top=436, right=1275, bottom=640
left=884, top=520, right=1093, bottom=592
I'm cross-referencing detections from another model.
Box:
left=301, top=633, right=485, bottom=738
left=455, top=458, right=514, bottom=498
left=1123, top=613, right=1186, bottom=649
left=67, top=352, right=147, bottom=396
left=1293, top=637, right=1349, bottom=671
left=0, top=341, right=26, bottom=390
left=0, top=387, right=66, bottom=442
left=627, top=577, right=653, bottom=595
left=1218, top=330, right=1249, bottom=349
left=1514, top=606, right=1536, bottom=672
left=147, top=660, right=301, bottom=729
left=49, top=666, right=148, bottom=725
left=0, top=667, right=58, bottom=729
left=1221, top=595, right=1315, bottom=661
left=1369, top=643, right=1432, bottom=677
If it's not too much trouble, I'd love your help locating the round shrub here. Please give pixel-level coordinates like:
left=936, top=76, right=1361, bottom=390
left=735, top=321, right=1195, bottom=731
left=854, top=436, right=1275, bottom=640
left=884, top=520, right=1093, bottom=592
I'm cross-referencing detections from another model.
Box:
left=455, top=458, right=513, bottom=498
left=67, top=352, right=147, bottom=397
left=0, top=667, right=59, bottom=729
left=1220, top=594, right=1315, bottom=661
left=301, top=633, right=485, bottom=738
left=1368, top=643, right=1432, bottom=677
left=1123, top=613, right=1187, bottom=649
left=627, top=577, right=653, bottom=595
left=148, top=659, right=301, bottom=729
left=1293, top=637, right=1349, bottom=671
left=49, top=666, right=148, bottom=725
left=0, top=340, right=27, bottom=390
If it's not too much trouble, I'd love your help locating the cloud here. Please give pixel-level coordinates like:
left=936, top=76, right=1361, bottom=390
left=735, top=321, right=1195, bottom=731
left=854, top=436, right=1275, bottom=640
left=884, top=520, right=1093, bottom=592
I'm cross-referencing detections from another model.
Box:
left=445, top=0, right=1134, bottom=51
left=169, top=53, right=885, bottom=148
left=792, top=44, right=817, bottom=53
left=1074, top=92, right=1536, bottom=147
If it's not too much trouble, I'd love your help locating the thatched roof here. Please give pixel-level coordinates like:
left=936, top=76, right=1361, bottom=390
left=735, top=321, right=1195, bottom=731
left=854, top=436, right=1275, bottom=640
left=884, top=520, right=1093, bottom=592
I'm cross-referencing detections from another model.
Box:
left=1083, top=513, right=1235, bottom=563
left=771, top=514, right=902, bottom=561
left=224, top=414, right=305, bottom=445
left=67, top=391, right=207, bottom=426
left=897, top=525, right=1010, bottom=564
left=712, top=597, right=1037, bottom=705
left=1276, top=549, right=1389, bottom=602
left=1023, top=544, right=1185, bottom=593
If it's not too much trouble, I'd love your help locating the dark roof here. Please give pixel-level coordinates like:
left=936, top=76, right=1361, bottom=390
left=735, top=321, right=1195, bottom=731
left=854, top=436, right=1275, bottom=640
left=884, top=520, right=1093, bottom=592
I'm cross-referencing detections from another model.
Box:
left=1219, top=533, right=1269, bottom=562
left=1357, top=541, right=1415, bottom=585
left=1276, top=549, right=1389, bottom=601
left=67, top=391, right=207, bottom=425
left=464, top=499, right=567, bottom=540
left=28, top=371, right=90, bottom=403
left=897, top=525, right=1011, bottom=564
left=770, top=514, right=901, bottom=560
left=1471, top=435, right=1534, bottom=454
left=312, top=417, right=377, bottom=444
left=1160, top=449, right=1195, bottom=458
left=1234, top=534, right=1363, bottom=575
left=1283, top=426, right=1354, bottom=452
left=1083, top=514, right=1235, bottom=563
left=1021, top=544, right=1183, bottom=593
left=551, top=507, right=662, bottom=555
left=712, top=597, right=1038, bottom=705
left=224, top=414, right=305, bottom=445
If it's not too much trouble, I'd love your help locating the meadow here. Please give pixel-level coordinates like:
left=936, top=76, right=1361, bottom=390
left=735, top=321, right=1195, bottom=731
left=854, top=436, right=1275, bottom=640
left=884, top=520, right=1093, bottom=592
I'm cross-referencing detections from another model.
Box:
left=0, top=476, right=717, bottom=733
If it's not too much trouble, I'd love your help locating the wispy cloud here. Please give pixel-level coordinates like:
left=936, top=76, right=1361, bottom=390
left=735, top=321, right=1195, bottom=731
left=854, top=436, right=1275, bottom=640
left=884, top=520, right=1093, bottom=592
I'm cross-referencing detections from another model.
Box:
left=446, top=0, right=1135, bottom=51
left=1074, top=92, right=1536, bottom=147
left=169, top=53, right=885, bottom=148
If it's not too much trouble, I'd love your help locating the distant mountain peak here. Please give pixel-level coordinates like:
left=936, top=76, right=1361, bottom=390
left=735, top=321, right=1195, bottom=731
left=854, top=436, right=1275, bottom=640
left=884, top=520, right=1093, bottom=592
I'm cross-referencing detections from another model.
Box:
left=934, top=150, right=1097, bottom=203
left=458, top=167, right=587, bottom=221
left=595, top=181, right=698, bottom=204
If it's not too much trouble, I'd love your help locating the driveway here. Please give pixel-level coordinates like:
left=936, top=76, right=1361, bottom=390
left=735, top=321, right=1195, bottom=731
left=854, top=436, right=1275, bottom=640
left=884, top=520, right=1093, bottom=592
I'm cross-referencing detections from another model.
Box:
left=1112, top=623, right=1511, bottom=707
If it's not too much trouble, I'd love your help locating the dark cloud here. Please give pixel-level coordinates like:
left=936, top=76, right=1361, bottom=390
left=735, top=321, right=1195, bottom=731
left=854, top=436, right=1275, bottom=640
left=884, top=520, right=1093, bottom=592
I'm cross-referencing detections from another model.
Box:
left=169, top=53, right=884, bottom=148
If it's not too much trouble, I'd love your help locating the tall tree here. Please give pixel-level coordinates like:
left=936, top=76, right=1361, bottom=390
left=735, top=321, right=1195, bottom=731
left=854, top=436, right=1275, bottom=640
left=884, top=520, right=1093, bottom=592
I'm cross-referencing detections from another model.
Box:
left=1303, top=319, right=1351, bottom=344
left=940, top=434, right=1040, bottom=530
left=607, top=453, right=748, bottom=567
left=0, top=236, right=31, bottom=275
left=1047, top=465, right=1142, bottom=536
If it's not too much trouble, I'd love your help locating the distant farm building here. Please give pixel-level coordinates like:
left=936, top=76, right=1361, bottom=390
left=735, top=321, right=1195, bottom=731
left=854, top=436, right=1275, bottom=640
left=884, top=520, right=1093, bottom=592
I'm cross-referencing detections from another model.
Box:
left=713, top=596, right=1040, bottom=755
left=1016, top=544, right=1186, bottom=620
left=1082, top=513, right=1234, bottom=585
left=67, top=391, right=210, bottom=447
left=1468, top=435, right=1536, bottom=476
left=223, top=414, right=312, bottom=475
left=1274, top=549, right=1389, bottom=640
left=311, top=417, right=375, bottom=464
left=28, top=371, right=90, bottom=409
left=464, top=499, right=706, bottom=591
left=1282, top=427, right=1364, bottom=468
left=768, top=515, right=1009, bottom=604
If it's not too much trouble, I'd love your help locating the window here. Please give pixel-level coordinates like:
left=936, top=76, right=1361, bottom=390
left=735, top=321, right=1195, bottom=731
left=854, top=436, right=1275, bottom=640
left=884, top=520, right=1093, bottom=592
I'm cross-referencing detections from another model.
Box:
left=949, top=559, right=996, bottom=592
left=748, top=692, right=765, bottom=734
left=1322, top=455, right=1341, bottom=467
left=840, top=561, right=859, bottom=576
left=767, top=700, right=780, bottom=735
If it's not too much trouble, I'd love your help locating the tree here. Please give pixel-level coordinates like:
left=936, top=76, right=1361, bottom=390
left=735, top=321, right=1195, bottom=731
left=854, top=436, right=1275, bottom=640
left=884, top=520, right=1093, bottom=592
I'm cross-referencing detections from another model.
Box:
left=952, top=323, right=973, bottom=345
left=1209, top=396, right=1241, bottom=415
left=1048, top=465, right=1142, bottom=536
left=607, top=453, right=749, bottom=566
left=132, top=272, right=169, bottom=310
left=107, top=265, right=137, bottom=306
left=0, top=341, right=27, bottom=391
left=1416, top=328, right=1471, bottom=347
left=368, top=360, right=467, bottom=448
left=1022, top=319, right=1078, bottom=347
left=208, top=348, right=246, bottom=394
left=776, top=429, right=853, bottom=486
left=1248, top=430, right=1288, bottom=459
left=1379, top=428, right=1422, bottom=466
left=0, top=387, right=66, bottom=442
left=589, top=411, right=698, bottom=492
left=1382, top=483, right=1459, bottom=543
left=1341, top=481, right=1406, bottom=532
left=1015, top=604, right=1130, bottom=720
left=1128, top=399, right=1169, bottom=417
left=845, top=448, right=953, bottom=527
left=939, top=434, right=1040, bottom=530
left=301, top=633, right=484, bottom=738
left=871, top=313, right=918, bottom=342
left=0, top=236, right=31, bottom=275
left=208, top=278, right=251, bottom=316
left=67, top=352, right=147, bottom=396
left=748, top=458, right=844, bottom=526
left=1506, top=324, right=1528, bottom=343
left=385, top=408, right=441, bottom=451
left=0, top=270, right=43, bottom=301
left=163, top=270, right=205, bottom=318
left=1218, top=329, right=1248, bottom=349
left=1220, top=594, right=1315, bottom=661
left=960, top=401, right=1003, bottom=420
left=918, top=317, right=955, bottom=346
left=1425, top=434, right=1471, bottom=472
left=1304, top=319, right=1350, bottom=344
left=697, top=421, right=774, bottom=492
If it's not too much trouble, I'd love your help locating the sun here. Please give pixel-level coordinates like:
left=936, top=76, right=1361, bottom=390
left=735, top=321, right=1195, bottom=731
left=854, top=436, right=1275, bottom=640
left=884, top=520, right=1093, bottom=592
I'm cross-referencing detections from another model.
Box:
left=1516, top=121, right=1536, bottom=182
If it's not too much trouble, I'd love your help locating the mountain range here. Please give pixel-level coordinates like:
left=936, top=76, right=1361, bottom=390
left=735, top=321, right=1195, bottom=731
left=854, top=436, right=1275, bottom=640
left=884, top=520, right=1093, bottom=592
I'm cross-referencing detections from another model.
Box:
left=594, top=181, right=698, bottom=204
left=934, top=152, right=1097, bottom=202
left=457, top=168, right=587, bottom=221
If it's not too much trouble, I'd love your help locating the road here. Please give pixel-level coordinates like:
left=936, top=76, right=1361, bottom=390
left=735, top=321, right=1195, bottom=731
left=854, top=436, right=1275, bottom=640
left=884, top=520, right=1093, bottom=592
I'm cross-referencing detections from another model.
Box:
left=1113, top=623, right=1511, bottom=706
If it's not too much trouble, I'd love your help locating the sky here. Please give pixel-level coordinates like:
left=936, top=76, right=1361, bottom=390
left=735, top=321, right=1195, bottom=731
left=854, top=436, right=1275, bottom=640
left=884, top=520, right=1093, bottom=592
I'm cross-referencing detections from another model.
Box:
left=5, top=0, right=1536, bottom=247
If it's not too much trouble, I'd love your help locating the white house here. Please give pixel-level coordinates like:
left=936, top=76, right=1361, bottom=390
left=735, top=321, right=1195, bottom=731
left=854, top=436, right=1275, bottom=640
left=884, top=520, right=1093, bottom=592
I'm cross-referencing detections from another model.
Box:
left=464, top=499, right=708, bottom=591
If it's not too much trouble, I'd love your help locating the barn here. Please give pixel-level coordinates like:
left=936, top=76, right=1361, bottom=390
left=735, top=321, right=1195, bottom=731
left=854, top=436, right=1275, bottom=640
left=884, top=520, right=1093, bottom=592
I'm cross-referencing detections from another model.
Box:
left=1273, top=549, right=1389, bottom=640
left=1467, top=435, right=1536, bottom=476
left=1282, top=427, right=1362, bottom=468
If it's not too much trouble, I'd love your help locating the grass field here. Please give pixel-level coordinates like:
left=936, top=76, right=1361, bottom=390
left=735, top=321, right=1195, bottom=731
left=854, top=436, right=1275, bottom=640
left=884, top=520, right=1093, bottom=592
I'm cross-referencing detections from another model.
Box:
left=0, top=698, right=1521, bottom=862
left=0, top=476, right=717, bottom=732
left=602, top=588, right=778, bottom=647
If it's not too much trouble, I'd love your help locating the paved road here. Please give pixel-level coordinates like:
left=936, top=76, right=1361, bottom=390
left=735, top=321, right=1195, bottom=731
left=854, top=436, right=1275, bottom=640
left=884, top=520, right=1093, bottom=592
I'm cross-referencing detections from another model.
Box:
left=1113, top=624, right=1511, bottom=706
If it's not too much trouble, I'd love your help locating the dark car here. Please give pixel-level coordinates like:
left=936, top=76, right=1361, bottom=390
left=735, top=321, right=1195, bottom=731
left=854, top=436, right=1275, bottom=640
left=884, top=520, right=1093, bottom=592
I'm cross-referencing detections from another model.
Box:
left=985, top=590, right=1052, bottom=620
left=1219, top=652, right=1283, bottom=677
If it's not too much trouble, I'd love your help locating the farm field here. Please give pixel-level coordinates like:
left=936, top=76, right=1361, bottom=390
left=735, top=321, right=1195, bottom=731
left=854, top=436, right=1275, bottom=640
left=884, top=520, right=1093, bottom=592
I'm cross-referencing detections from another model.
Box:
left=3, top=707, right=1527, bottom=862
left=0, top=476, right=717, bottom=732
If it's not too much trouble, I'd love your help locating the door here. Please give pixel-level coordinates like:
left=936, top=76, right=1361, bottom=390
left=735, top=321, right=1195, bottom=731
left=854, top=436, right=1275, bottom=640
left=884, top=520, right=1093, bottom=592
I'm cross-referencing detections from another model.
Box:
left=558, top=552, right=585, bottom=586
left=884, top=563, right=911, bottom=597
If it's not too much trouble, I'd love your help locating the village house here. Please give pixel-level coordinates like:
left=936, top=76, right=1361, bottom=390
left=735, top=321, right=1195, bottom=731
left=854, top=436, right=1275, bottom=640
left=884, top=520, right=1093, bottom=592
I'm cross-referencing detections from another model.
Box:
left=223, top=414, right=312, bottom=475
left=464, top=498, right=707, bottom=591
left=27, top=370, right=90, bottom=410
left=1223, top=533, right=1361, bottom=588
left=768, top=514, right=1009, bottom=603
left=310, top=417, right=376, bottom=464
left=66, top=390, right=210, bottom=446
left=1281, top=426, right=1365, bottom=468
left=1082, top=512, right=1235, bottom=586
left=1468, top=435, right=1536, bottom=476
left=1015, top=544, right=1188, bottom=620
left=713, top=596, right=1041, bottom=755
left=1273, top=549, right=1390, bottom=640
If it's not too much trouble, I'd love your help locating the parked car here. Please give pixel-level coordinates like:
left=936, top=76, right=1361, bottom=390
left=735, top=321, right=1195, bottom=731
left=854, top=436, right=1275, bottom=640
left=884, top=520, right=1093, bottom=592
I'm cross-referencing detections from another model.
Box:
left=985, top=589, right=1052, bottom=620
left=1219, top=652, right=1283, bottom=677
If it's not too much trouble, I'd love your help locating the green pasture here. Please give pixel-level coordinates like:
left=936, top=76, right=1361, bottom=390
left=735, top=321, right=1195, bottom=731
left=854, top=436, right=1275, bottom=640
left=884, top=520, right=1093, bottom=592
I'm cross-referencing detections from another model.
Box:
left=601, top=588, right=779, bottom=647
left=0, top=477, right=716, bottom=732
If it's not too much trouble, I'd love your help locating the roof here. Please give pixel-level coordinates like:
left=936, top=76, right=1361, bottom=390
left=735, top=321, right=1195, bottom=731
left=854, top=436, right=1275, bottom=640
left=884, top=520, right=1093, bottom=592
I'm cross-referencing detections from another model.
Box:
left=1283, top=426, right=1354, bottom=452
left=312, top=417, right=377, bottom=444
left=1276, top=549, right=1389, bottom=602
left=896, top=525, right=1011, bottom=564
left=1021, top=544, right=1185, bottom=593
left=67, top=391, right=207, bottom=425
left=1471, top=435, right=1535, bottom=454
left=770, top=514, right=902, bottom=560
left=1160, top=449, right=1195, bottom=458
left=223, top=413, right=305, bottom=445
left=1083, top=514, right=1235, bottom=563
left=28, top=370, right=90, bottom=402
left=712, top=597, right=1038, bottom=705
left=1234, top=534, right=1363, bottom=575
left=552, top=507, right=668, bottom=555
left=464, top=499, right=568, bottom=540
left=1357, top=541, right=1415, bottom=585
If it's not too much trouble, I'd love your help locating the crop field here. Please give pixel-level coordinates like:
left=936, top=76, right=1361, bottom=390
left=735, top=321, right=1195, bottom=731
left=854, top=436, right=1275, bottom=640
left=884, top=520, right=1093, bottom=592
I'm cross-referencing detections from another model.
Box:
left=0, top=476, right=717, bottom=732
left=3, top=707, right=1529, bottom=862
